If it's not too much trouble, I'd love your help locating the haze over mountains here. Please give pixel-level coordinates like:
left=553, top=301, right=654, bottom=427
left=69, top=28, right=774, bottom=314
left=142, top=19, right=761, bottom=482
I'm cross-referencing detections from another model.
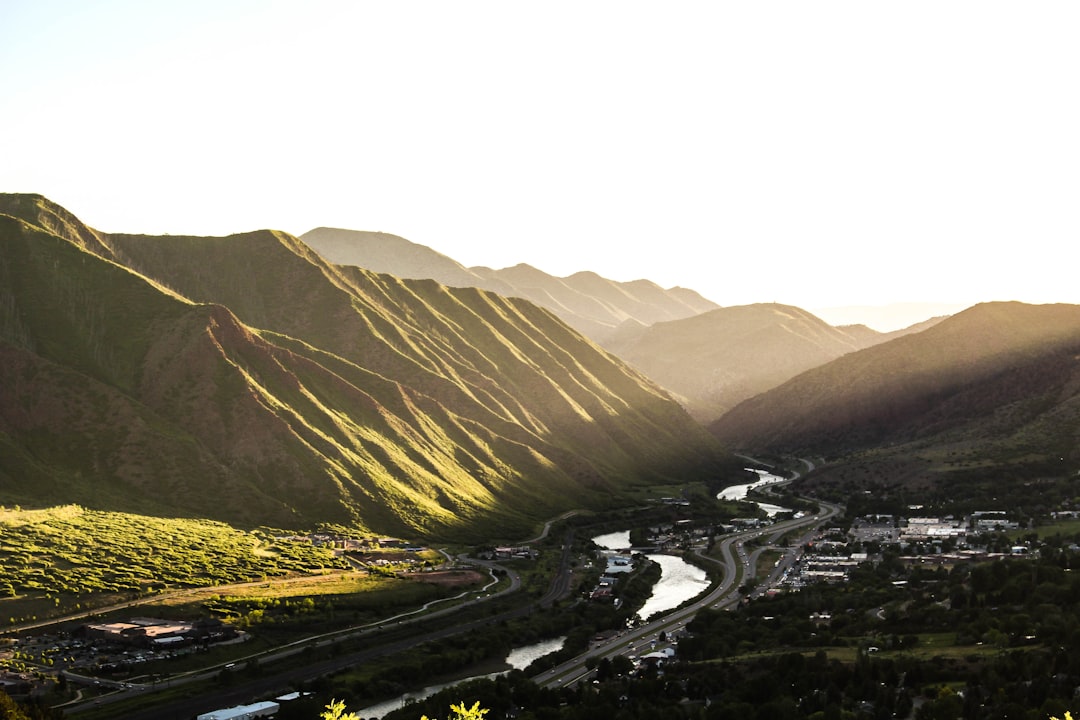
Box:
left=285, top=223, right=1080, bottom=501
left=301, top=227, right=721, bottom=343
left=0, top=194, right=728, bottom=541
left=3, top=193, right=1079, bottom=542
left=301, top=227, right=943, bottom=423
left=712, top=302, right=1080, bottom=457
left=710, top=301, right=1080, bottom=506
left=605, top=303, right=918, bottom=421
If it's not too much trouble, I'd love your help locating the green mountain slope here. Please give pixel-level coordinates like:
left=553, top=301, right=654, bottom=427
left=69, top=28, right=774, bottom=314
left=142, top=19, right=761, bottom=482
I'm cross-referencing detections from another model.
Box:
left=0, top=194, right=729, bottom=541
left=709, top=302, right=1080, bottom=482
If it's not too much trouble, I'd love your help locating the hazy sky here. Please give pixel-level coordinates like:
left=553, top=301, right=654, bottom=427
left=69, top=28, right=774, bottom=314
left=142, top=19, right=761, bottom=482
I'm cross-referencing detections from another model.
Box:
left=3, top=1, right=1078, bottom=317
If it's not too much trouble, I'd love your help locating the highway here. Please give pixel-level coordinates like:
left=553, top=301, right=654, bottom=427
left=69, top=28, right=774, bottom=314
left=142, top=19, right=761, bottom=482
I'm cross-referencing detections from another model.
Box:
left=534, top=490, right=841, bottom=689
left=58, top=461, right=838, bottom=717
left=61, top=532, right=572, bottom=720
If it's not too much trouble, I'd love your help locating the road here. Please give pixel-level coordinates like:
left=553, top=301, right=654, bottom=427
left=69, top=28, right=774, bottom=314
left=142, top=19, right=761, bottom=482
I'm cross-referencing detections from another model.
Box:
left=535, top=488, right=840, bottom=690
left=62, top=529, right=576, bottom=720
left=57, top=466, right=835, bottom=716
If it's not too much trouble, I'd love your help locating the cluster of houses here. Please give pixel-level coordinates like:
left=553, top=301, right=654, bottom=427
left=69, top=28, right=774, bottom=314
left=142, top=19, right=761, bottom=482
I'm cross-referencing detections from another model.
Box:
left=767, top=510, right=1037, bottom=591
left=850, top=510, right=1024, bottom=552
left=492, top=546, right=535, bottom=560
left=589, top=552, right=635, bottom=605
left=276, top=532, right=426, bottom=552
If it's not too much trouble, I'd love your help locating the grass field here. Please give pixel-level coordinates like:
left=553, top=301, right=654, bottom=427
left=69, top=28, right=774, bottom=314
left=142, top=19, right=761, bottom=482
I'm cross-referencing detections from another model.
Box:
left=0, top=505, right=351, bottom=625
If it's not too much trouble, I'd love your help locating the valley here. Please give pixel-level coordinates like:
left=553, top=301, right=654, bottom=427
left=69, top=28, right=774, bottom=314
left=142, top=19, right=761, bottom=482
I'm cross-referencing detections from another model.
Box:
left=3, top=193, right=1080, bottom=719
left=7, top=466, right=1080, bottom=720
left=1, top=468, right=832, bottom=718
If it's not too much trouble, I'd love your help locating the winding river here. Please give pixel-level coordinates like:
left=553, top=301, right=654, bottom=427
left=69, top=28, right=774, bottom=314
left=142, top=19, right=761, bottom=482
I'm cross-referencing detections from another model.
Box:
left=356, top=636, right=566, bottom=718
left=717, top=469, right=792, bottom=516
left=358, top=484, right=784, bottom=716
left=592, top=530, right=709, bottom=622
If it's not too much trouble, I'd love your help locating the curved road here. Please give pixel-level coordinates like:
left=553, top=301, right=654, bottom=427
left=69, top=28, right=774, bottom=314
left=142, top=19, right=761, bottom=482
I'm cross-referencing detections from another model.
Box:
left=59, top=465, right=835, bottom=716
left=63, top=529, right=573, bottom=719
left=535, top=477, right=840, bottom=689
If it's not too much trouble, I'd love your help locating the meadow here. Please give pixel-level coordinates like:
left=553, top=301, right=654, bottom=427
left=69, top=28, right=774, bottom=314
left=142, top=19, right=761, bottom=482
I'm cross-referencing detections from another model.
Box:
left=0, top=505, right=351, bottom=625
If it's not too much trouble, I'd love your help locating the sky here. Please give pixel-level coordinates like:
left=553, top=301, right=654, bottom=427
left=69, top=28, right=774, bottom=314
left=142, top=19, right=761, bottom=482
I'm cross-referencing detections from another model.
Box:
left=2, top=1, right=1078, bottom=327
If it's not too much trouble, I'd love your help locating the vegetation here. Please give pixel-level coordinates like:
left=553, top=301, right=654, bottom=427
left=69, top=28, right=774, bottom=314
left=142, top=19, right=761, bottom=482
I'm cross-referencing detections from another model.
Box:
left=0, top=193, right=731, bottom=541
left=7, top=192, right=1080, bottom=719
left=342, top=541, right=1080, bottom=720
left=0, top=505, right=348, bottom=622
left=0, top=688, right=53, bottom=720
left=321, top=698, right=487, bottom=720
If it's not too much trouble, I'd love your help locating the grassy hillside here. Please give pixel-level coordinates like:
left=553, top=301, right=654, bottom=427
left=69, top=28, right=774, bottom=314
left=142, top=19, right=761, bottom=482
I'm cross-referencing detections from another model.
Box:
left=710, top=302, right=1080, bottom=494
left=107, top=229, right=719, bottom=478
left=0, top=505, right=348, bottom=620
left=0, top=195, right=731, bottom=541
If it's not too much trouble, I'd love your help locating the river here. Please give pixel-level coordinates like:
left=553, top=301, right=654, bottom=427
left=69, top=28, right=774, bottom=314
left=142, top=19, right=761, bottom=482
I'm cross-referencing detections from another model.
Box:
left=358, top=523, right=719, bottom=716
left=717, top=468, right=791, bottom=516
left=592, top=530, right=709, bottom=622
left=356, top=636, right=566, bottom=718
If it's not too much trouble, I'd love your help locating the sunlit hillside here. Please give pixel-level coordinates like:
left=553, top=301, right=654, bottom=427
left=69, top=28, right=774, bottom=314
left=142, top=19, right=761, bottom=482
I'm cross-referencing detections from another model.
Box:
left=0, top=194, right=731, bottom=541
left=301, top=227, right=719, bottom=343
left=711, top=301, right=1080, bottom=496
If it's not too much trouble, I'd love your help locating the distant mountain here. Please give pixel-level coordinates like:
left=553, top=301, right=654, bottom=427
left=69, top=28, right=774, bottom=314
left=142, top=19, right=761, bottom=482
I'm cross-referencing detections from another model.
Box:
left=710, top=302, right=1080, bottom=480
left=300, top=227, right=719, bottom=343
left=812, top=302, right=968, bottom=333
left=299, top=227, right=499, bottom=292
left=0, top=194, right=730, bottom=541
left=602, top=303, right=935, bottom=423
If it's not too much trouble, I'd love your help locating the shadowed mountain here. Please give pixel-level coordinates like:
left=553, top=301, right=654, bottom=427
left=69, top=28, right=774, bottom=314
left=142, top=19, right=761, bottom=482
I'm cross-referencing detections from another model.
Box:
left=300, top=227, right=719, bottom=343
left=710, top=302, right=1080, bottom=486
left=601, top=303, right=928, bottom=423
left=0, top=194, right=730, bottom=541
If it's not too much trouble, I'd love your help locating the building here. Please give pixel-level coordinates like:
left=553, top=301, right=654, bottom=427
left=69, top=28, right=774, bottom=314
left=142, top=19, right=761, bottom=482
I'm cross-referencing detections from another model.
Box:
left=82, top=617, right=235, bottom=649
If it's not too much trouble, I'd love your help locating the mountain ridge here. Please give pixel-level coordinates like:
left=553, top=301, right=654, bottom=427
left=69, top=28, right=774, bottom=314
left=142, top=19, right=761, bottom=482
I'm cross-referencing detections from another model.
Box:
left=0, top=194, right=730, bottom=541
left=300, top=227, right=720, bottom=343
left=709, top=301, right=1080, bottom=474
left=297, top=226, right=955, bottom=423
left=602, top=302, right=924, bottom=422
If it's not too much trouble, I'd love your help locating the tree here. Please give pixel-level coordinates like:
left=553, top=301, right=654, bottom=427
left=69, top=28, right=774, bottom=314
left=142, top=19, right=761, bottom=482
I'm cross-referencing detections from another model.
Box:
left=424, top=701, right=489, bottom=720
left=319, top=699, right=488, bottom=720
left=320, top=700, right=358, bottom=720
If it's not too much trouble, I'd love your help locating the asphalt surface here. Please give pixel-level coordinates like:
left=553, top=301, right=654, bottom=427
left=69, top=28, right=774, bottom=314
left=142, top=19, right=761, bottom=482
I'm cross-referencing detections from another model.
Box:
left=534, top=494, right=841, bottom=690
left=63, top=531, right=577, bottom=720
left=60, top=464, right=835, bottom=718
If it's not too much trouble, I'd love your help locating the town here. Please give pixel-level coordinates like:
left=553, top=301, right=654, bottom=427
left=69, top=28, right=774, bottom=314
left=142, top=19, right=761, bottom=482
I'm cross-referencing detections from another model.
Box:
left=1, top=497, right=1068, bottom=718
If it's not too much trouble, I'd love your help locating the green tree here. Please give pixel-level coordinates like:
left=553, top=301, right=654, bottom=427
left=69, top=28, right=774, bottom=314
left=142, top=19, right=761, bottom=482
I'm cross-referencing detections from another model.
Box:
left=320, top=699, right=358, bottom=720
left=319, top=699, right=488, bottom=720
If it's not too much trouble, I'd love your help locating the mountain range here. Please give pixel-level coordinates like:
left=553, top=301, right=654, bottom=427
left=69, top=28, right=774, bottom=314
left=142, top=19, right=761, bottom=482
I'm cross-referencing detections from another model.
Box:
left=602, top=304, right=941, bottom=421
left=4, top=193, right=1079, bottom=539
left=300, top=227, right=720, bottom=343
left=299, top=227, right=942, bottom=424
left=711, top=301, right=1080, bottom=499
left=0, top=194, right=729, bottom=541
left=297, top=225, right=1080, bottom=503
